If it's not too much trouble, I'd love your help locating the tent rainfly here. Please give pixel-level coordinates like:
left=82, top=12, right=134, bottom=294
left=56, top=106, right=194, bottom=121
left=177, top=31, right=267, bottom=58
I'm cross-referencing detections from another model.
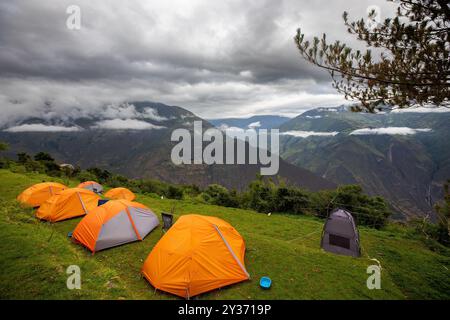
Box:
left=142, top=214, right=250, bottom=298
left=72, top=200, right=159, bottom=253
left=36, top=188, right=100, bottom=222
left=17, top=182, right=67, bottom=207
left=104, top=187, right=136, bottom=201
left=78, top=181, right=103, bottom=194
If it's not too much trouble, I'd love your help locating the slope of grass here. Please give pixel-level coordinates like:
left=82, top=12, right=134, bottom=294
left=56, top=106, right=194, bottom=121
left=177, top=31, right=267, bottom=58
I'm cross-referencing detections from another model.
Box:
left=0, top=169, right=449, bottom=299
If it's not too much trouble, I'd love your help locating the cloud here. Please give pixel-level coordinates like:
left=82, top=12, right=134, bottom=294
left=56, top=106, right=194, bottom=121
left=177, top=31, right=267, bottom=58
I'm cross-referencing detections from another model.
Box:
left=239, top=70, right=253, bottom=78
left=101, top=103, right=167, bottom=121
left=305, top=115, right=322, bottom=119
left=350, top=127, right=432, bottom=136
left=3, top=124, right=81, bottom=132
left=391, top=106, right=450, bottom=113
left=248, top=121, right=261, bottom=129
left=92, top=119, right=166, bottom=130
left=281, top=130, right=339, bottom=138
left=0, top=0, right=397, bottom=121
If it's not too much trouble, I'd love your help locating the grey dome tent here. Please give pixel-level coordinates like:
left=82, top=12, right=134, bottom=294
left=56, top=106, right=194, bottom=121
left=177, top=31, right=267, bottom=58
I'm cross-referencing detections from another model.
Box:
left=78, top=181, right=103, bottom=194
left=321, top=208, right=361, bottom=257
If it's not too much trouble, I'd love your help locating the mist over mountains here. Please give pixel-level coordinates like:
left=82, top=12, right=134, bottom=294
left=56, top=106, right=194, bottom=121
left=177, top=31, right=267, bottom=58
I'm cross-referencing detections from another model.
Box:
left=0, top=101, right=334, bottom=193
left=277, top=105, right=450, bottom=220
left=1, top=101, right=448, bottom=220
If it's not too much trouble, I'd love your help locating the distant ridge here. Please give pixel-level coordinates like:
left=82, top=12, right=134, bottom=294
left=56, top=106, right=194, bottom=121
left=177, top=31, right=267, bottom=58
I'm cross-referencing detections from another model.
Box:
left=0, top=101, right=334, bottom=192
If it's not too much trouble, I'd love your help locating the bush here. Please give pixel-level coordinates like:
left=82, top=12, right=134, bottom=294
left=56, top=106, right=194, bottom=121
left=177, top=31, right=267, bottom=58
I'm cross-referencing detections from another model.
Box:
left=274, top=186, right=309, bottom=214
left=87, top=167, right=111, bottom=183
left=0, top=158, right=10, bottom=169
left=182, top=184, right=201, bottom=197
left=76, top=170, right=98, bottom=183
left=241, top=178, right=276, bottom=213
left=433, top=180, right=449, bottom=247
left=332, top=185, right=390, bottom=228
left=17, top=152, right=32, bottom=164
left=34, top=152, right=54, bottom=162
left=10, top=165, right=27, bottom=174
left=165, top=185, right=183, bottom=200
left=202, top=184, right=239, bottom=207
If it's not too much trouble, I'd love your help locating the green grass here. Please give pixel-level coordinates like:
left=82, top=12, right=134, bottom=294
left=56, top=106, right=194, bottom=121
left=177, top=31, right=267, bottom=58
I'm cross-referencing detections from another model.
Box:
left=0, top=169, right=449, bottom=300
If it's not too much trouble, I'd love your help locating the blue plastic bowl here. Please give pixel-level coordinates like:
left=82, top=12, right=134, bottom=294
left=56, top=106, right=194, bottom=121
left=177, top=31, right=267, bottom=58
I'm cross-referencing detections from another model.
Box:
left=260, top=276, right=272, bottom=289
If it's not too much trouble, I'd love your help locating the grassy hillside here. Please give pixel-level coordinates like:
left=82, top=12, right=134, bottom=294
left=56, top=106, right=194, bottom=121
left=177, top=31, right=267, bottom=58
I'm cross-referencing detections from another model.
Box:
left=0, top=169, right=449, bottom=299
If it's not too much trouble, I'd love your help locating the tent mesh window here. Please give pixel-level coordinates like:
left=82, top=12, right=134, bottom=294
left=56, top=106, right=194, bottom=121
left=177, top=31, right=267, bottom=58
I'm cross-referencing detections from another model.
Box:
left=329, top=234, right=350, bottom=249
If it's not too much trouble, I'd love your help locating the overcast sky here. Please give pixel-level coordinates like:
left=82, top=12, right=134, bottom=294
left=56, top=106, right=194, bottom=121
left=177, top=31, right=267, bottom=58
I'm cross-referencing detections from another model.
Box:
left=0, top=0, right=396, bottom=123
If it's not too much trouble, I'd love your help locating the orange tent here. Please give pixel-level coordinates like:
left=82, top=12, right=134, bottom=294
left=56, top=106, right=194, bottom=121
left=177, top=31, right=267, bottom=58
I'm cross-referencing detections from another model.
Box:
left=17, top=182, right=67, bottom=207
left=142, top=214, right=249, bottom=298
left=77, top=181, right=103, bottom=194
left=36, top=188, right=100, bottom=222
left=104, top=187, right=135, bottom=201
left=72, top=200, right=159, bottom=253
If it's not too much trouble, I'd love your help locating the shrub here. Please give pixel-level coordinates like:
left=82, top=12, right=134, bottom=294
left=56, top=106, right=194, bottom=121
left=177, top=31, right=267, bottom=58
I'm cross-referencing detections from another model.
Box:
left=34, top=152, right=54, bottom=162
left=202, top=184, right=239, bottom=207
left=76, top=170, right=98, bottom=183
left=87, top=167, right=111, bottom=183
left=242, top=178, right=276, bottom=213
left=274, top=186, right=309, bottom=214
left=10, top=164, right=27, bottom=174
left=433, top=180, right=450, bottom=247
left=17, top=152, right=32, bottom=164
left=166, top=185, right=183, bottom=200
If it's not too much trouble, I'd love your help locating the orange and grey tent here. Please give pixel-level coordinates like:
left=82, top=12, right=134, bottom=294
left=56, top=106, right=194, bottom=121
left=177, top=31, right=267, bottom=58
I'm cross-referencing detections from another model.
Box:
left=72, top=200, right=159, bottom=253
left=142, top=214, right=250, bottom=298
left=77, top=181, right=103, bottom=194
left=17, top=182, right=67, bottom=207
left=104, top=187, right=135, bottom=201
left=36, top=188, right=100, bottom=222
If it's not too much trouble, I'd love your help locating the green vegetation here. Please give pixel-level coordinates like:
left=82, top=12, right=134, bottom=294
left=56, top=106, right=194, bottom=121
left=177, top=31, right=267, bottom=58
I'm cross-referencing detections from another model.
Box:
left=1, top=152, right=392, bottom=228
left=410, top=180, right=450, bottom=249
left=0, top=169, right=449, bottom=300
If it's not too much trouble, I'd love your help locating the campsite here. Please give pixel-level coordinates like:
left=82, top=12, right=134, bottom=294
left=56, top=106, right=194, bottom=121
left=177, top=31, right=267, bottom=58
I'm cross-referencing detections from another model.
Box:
left=0, top=0, right=449, bottom=308
left=1, top=168, right=449, bottom=300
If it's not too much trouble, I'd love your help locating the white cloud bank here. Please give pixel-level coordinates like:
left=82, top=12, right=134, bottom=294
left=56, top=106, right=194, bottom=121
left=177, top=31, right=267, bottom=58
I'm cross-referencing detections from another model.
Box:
left=3, top=124, right=81, bottom=132
left=101, top=104, right=168, bottom=121
left=350, top=127, right=432, bottom=136
left=391, top=105, right=450, bottom=113
left=92, top=119, right=166, bottom=130
left=281, top=130, right=339, bottom=138
left=305, top=115, right=322, bottom=119
left=248, top=121, right=261, bottom=129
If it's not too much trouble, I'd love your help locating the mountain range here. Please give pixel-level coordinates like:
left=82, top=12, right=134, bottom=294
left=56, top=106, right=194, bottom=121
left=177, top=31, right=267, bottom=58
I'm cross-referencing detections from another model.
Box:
left=277, top=105, right=450, bottom=220
left=2, top=101, right=448, bottom=220
left=0, top=102, right=334, bottom=192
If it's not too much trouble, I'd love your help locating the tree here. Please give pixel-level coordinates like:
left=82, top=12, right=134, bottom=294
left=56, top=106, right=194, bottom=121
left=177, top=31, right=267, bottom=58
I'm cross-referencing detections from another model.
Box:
left=0, top=142, right=8, bottom=168
left=17, top=152, right=32, bottom=164
left=202, top=184, right=239, bottom=207
left=295, top=0, right=449, bottom=112
left=34, top=152, right=54, bottom=162
left=0, top=142, right=8, bottom=152
left=87, top=167, right=111, bottom=183
left=434, top=180, right=450, bottom=246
